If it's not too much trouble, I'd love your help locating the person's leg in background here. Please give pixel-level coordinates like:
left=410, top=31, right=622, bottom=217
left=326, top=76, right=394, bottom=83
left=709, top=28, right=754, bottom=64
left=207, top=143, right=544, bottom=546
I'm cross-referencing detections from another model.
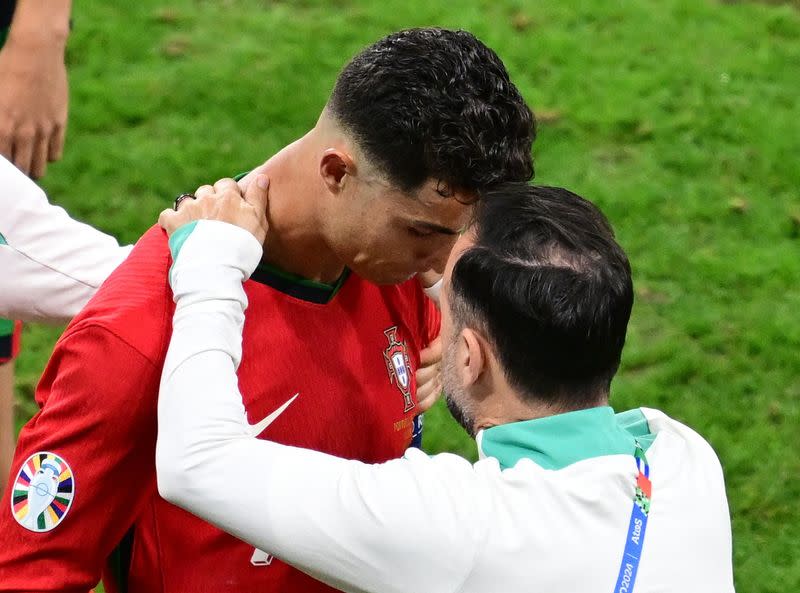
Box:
left=0, top=319, right=21, bottom=493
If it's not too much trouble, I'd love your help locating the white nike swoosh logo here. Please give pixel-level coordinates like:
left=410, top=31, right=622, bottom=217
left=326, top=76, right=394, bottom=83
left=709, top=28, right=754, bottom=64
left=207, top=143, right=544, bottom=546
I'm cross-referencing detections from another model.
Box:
left=248, top=393, right=299, bottom=437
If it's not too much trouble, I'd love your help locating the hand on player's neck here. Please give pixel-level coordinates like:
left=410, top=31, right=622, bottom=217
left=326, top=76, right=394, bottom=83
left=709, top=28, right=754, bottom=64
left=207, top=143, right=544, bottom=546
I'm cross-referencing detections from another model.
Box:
left=251, top=129, right=347, bottom=284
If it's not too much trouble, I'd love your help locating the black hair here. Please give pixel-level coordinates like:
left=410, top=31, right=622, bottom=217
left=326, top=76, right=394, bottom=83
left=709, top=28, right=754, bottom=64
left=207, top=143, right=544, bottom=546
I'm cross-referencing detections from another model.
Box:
left=328, top=28, right=535, bottom=194
left=448, top=184, right=634, bottom=409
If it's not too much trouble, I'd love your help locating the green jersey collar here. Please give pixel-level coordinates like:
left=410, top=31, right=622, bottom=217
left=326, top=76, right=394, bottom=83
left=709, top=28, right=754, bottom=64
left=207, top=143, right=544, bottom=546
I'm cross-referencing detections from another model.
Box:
left=250, top=262, right=350, bottom=304
left=168, top=213, right=350, bottom=305
left=477, top=406, right=655, bottom=471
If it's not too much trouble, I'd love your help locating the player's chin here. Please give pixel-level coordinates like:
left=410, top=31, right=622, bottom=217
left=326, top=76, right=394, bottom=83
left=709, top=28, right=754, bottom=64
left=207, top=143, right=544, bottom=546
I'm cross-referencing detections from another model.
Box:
left=358, top=265, right=418, bottom=286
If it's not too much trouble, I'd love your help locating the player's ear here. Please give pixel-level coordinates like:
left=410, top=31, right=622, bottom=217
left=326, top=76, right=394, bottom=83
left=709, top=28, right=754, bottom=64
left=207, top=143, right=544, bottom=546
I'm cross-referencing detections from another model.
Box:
left=319, top=149, right=355, bottom=193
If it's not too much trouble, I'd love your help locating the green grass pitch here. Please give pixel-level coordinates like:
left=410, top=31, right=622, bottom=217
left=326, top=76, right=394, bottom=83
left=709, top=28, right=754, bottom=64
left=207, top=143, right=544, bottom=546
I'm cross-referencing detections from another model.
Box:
left=9, top=0, right=799, bottom=590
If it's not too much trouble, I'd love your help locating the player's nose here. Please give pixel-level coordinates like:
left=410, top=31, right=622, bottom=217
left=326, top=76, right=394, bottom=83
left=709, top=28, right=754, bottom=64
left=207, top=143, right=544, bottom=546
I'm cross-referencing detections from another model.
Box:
left=425, top=238, right=457, bottom=273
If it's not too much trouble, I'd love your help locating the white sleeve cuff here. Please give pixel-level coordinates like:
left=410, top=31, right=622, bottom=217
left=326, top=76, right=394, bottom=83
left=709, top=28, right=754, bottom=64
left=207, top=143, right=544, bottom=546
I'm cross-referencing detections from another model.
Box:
left=168, top=220, right=263, bottom=307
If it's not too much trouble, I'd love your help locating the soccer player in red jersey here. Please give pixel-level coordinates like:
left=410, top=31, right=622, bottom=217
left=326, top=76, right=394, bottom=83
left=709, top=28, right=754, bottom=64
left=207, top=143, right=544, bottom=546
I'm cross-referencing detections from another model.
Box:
left=0, top=28, right=535, bottom=592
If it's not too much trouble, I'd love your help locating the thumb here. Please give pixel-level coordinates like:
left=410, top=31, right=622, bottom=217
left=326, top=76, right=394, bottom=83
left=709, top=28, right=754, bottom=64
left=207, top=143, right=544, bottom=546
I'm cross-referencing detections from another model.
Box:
left=237, top=162, right=270, bottom=193
left=245, top=174, right=270, bottom=219
left=419, top=336, right=442, bottom=366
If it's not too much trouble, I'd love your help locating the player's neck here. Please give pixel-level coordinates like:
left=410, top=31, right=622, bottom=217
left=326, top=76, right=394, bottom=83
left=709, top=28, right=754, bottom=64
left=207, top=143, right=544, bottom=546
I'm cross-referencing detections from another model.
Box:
left=255, top=135, right=345, bottom=284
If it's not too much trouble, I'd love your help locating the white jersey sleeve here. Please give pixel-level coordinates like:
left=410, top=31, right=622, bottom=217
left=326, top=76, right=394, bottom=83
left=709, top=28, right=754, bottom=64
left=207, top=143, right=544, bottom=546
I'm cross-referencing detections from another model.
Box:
left=156, top=220, right=486, bottom=593
left=0, top=156, right=132, bottom=322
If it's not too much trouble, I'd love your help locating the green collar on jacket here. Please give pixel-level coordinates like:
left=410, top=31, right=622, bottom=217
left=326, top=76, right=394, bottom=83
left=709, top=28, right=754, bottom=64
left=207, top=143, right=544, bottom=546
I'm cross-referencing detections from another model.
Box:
left=478, top=406, right=655, bottom=470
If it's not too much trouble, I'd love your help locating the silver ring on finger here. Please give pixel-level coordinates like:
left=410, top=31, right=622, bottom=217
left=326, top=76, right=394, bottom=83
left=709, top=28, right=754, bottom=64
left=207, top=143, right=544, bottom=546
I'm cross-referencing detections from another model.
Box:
left=173, top=193, right=197, bottom=210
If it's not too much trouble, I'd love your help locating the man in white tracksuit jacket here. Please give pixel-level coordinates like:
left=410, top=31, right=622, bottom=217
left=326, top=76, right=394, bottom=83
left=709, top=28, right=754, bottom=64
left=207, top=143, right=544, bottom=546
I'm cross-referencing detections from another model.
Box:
left=155, top=177, right=735, bottom=593
left=0, top=155, right=130, bottom=322
left=0, top=155, right=131, bottom=490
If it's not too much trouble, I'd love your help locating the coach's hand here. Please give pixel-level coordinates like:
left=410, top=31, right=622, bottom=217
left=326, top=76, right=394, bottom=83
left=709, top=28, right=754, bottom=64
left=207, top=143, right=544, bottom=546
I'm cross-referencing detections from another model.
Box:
left=159, top=175, right=271, bottom=245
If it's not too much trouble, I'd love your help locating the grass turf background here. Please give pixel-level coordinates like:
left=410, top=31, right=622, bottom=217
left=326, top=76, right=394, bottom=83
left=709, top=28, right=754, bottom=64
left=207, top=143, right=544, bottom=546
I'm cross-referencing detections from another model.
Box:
left=9, top=0, right=799, bottom=590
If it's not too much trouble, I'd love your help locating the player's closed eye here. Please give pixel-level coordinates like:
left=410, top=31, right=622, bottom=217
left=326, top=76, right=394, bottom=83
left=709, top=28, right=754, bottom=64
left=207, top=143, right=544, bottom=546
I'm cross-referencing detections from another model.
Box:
left=407, top=227, right=435, bottom=238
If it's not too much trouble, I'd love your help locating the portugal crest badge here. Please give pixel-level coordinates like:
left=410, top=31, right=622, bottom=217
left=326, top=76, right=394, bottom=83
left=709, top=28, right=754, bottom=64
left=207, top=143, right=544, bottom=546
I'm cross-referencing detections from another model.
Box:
left=10, top=452, right=75, bottom=533
left=383, top=326, right=415, bottom=412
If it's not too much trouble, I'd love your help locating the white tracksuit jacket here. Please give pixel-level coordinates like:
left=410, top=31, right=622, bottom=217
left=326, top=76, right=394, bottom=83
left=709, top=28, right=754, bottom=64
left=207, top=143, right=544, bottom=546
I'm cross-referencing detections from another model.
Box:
left=0, top=155, right=131, bottom=322
left=156, top=220, right=735, bottom=593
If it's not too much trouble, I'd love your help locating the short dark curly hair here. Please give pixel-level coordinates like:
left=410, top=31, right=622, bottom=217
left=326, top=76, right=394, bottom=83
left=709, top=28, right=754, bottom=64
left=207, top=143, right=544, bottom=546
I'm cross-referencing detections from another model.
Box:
left=449, top=184, right=634, bottom=409
left=328, top=28, right=535, bottom=194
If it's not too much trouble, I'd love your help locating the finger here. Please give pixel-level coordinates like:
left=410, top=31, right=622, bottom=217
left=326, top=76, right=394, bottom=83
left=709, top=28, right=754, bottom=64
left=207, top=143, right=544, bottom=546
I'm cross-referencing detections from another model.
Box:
left=419, top=337, right=442, bottom=366
left=237, top=162, right=270, bottom=193
left=417, top=394, right=438, bottom=414
left=158, top=208, right=178, bottom=233
left=417, top=383, right=442, bottom=413
left=11, top=128, right=35, bottom=176
left=213, top=177, right=240, bottom=195
left=415, top=362, right=440, bottom=386
left=194, top=185, right=215, bottom=199
left=243, top=174, right=270, bottom=219
left=0, top=127, right=11, bottom=161
left=191, top=194, right=218, bottom=213
left=416, top=369, right=441, bottom=397
left=159, top=207, right=197, bottom=237
left=30, top=133, right=50, bottom=179
left=48, top=124, right=66, bottom=162
left=174, top=194, right=198, bottom=212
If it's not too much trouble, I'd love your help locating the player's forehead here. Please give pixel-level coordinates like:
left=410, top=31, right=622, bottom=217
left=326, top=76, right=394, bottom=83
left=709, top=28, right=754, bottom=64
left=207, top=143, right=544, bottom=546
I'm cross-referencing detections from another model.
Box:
left=411, top=176, right=475, bottom=203
left=393, top=178, right=475, bottom=231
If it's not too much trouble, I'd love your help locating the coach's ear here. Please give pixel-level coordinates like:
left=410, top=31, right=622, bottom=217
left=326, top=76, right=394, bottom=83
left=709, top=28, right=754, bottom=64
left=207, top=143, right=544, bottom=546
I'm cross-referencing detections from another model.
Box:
left=319, top=149, right=355, bottom=193
left=458, top=328, right=487, bottom=389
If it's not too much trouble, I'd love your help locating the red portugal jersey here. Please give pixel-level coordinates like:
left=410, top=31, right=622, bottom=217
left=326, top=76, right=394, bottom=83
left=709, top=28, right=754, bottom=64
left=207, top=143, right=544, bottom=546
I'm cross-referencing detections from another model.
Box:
left=0, top=225, right=439, bottom=592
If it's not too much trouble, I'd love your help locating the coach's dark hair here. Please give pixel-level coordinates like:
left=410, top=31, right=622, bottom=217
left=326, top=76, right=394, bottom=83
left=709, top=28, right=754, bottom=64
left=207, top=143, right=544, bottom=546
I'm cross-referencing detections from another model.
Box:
left=328, top=28, right=535, bottom=194
left=449, top=184, right=634, bottom=409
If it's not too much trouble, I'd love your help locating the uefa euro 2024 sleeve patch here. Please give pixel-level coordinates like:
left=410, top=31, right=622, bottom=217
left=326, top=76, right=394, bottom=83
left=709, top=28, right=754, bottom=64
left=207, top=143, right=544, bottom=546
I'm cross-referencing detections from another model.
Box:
left=10, top=452, right=75, bottom=532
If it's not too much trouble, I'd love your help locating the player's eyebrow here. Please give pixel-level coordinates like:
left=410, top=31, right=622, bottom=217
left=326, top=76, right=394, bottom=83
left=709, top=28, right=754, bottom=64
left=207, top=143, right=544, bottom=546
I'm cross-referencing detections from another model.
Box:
left=411, top=220, right=462, bottom=235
